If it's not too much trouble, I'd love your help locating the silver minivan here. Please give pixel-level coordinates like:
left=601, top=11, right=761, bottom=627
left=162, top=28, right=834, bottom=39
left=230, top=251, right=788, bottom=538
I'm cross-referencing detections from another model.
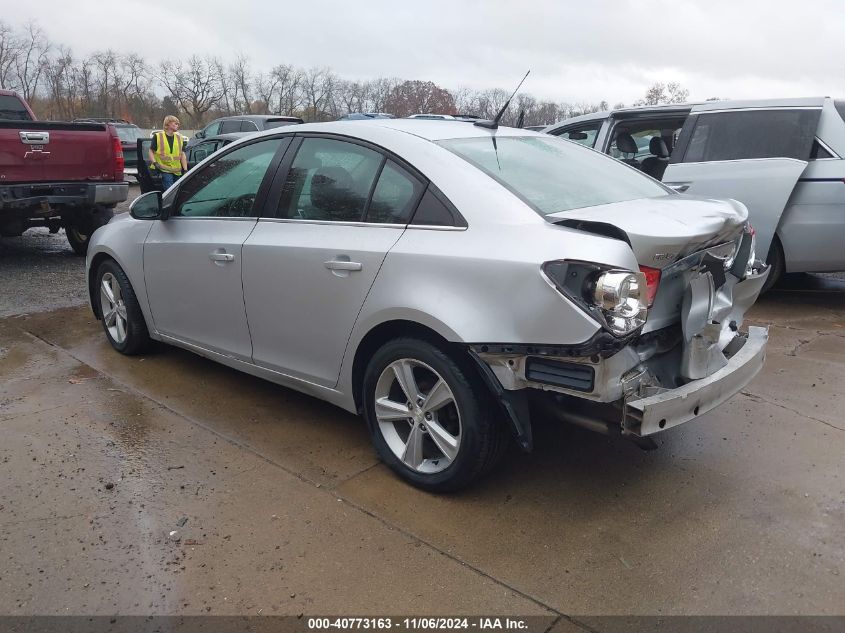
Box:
left=545, top=98, right=845, bottom=288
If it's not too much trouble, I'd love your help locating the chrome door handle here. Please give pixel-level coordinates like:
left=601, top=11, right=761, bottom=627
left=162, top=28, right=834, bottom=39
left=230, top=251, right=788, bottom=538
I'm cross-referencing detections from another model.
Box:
left=666, top=182, right=690, bottom=193
left=210, top=253, right=235, bottom=262
left=324, top=260, right=362, bottom=271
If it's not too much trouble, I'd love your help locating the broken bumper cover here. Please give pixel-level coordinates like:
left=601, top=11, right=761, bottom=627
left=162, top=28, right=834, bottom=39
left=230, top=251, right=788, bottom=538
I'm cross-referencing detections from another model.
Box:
left=625, top=325, right=768, bottom=436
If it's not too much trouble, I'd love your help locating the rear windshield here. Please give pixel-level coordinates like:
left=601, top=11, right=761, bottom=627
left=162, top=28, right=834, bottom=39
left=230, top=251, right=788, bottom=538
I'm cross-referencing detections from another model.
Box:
left=115, top=125, right=144, bottom=142
left=439, top=136, right=669, bottom=215
left=0, top=95, right=32, bottom=121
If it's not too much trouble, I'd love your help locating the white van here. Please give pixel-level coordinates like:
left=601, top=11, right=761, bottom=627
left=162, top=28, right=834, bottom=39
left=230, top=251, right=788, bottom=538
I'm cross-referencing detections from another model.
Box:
left=545, top=98, right=845, bottom=288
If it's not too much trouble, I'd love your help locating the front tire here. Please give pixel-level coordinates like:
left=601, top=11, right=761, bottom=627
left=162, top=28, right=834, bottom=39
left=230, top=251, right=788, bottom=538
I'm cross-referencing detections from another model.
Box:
left=95, top=259, right=151, bottom=355
left=362, top=337, right=507, bottom=492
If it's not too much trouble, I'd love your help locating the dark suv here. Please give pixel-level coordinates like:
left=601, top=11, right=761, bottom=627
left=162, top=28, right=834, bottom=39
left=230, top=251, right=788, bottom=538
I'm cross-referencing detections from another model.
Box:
left=189, top=115, right=303, bottom=148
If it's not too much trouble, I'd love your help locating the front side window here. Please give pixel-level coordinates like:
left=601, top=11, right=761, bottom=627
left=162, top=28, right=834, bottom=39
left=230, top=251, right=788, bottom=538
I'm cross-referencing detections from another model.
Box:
left=683, top=109, right=821, bottom=163
left=175, top=138, right=282, bottom=218
left=276, top=138, right=383, bottom=221
left=439, top=136, right=669, bottom=216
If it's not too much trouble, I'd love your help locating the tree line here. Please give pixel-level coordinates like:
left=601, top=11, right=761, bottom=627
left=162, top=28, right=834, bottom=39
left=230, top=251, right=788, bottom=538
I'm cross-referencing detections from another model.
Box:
left=0, top=20, right=693, bottom=129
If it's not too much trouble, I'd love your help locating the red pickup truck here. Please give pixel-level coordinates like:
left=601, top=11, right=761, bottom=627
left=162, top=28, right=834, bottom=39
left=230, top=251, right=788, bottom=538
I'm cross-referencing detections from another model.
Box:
left=0, top=90, right=128, bottom=254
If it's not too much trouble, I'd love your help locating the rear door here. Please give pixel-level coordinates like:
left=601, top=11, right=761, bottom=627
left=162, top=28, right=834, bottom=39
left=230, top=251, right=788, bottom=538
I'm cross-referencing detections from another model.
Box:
left=663, top=103, right=822, bottom=257
left=242, top=135, right=425, bottom=387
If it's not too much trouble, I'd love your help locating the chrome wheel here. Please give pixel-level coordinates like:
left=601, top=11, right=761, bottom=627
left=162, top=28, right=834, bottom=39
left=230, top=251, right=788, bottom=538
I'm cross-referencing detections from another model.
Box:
left=374, top=358, right=462, bottom=474
left=99, top=272, right=128, bottom=344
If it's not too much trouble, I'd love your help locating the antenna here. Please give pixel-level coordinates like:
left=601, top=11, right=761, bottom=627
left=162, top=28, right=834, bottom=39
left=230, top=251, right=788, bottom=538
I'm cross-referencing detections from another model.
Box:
left=475, top=70, right=530, bottom=130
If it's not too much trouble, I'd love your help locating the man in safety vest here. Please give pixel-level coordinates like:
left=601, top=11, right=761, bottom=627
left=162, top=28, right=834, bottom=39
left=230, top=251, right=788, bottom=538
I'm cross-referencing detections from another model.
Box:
left=148, top=115, right=188, bottom=190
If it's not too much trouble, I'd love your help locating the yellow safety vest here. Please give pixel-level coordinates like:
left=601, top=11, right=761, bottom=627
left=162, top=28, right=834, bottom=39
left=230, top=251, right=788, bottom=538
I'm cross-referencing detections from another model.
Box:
left=152, top=131, right=183, bottom=174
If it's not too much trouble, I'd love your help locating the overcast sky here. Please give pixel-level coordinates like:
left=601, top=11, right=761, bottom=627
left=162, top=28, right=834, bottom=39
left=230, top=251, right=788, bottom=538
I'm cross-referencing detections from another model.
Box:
left=5, top=0, right=843, bottom=105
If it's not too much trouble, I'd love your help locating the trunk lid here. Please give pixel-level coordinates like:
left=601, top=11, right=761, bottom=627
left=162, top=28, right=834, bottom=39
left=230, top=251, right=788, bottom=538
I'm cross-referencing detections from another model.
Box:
left=547, top=194, right=747, bottom=270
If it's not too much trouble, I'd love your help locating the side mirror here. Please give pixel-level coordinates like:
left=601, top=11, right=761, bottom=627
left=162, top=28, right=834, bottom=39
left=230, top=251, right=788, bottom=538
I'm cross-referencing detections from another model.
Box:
left=130, top=191, right=162, bottom=220
left=567, top=131, right=588, bottom=140
left=195, top=130, right=205, bottom=139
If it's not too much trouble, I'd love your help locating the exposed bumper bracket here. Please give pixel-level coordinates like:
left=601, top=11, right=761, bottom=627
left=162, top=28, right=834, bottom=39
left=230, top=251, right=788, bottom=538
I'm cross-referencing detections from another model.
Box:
left=625, top=326, right=768, bottom=436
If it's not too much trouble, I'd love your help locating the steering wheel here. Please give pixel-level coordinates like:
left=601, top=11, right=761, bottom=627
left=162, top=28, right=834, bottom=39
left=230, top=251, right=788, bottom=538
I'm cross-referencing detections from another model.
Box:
left=218, top=193, right=256, bottom=217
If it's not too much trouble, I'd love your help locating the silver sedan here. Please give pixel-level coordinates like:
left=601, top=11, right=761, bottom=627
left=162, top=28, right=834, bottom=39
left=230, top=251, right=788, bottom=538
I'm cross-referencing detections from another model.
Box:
left=87, top=119, right=770, bottom=491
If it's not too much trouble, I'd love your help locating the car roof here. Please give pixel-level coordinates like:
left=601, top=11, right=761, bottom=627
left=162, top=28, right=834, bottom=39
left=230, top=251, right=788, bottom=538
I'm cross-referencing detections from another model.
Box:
left=546, top=96, right=831, bottom=130
left=216, top=114, right=303, bottom=122
left=324, top=118, right=547, bottom=142
left=204, top=132, right=252, bottom=141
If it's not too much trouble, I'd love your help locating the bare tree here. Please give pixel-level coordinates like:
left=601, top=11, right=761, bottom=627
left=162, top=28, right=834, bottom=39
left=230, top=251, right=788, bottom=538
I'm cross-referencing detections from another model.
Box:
left=43, top=46, right=76, bottom=119
left=229, top=55, right=253, bottom=114
left=158, top=55, right=224, bottom=126
left=0, top=20, right=21, bottom=90
left=365, top=77, right=399, bottom=114
left=14, top=21, right=50, bottom=102
left=301, top=66, right=335, bottom=121
left=666, top=81, right=689, bottom=104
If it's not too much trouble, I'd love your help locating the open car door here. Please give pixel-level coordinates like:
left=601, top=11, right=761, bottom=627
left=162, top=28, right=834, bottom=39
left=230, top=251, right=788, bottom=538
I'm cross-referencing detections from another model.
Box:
left=136, top=138, right=161, bottom=194
left=662, top=101, right=822, bottom=259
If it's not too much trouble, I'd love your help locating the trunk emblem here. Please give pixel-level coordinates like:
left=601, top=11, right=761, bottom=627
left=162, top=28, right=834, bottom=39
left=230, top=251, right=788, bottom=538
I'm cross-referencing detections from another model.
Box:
left=653, top=253, right=677, bottom=261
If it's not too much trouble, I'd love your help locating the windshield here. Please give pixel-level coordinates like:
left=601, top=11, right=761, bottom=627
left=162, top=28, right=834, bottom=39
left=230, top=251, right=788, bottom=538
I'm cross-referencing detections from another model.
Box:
left=439, top=136, right=670, bottom=215
left=115, top=125, right=144, bottom=142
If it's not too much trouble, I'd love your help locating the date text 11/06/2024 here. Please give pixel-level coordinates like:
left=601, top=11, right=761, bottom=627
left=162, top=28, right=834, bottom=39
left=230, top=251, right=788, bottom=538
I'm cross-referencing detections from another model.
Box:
left=307, top=617, right=530, bottom=630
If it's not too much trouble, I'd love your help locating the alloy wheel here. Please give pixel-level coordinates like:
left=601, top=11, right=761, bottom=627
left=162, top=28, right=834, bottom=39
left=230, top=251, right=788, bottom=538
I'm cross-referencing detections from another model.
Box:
left=99, top=272, right=128, bottom=344
left=374, top=358, right=462, bottom=474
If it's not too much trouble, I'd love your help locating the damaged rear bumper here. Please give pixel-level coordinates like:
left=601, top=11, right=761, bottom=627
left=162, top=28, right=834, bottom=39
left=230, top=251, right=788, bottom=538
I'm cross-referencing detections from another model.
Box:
left=625, top=325, right=768, bottom=436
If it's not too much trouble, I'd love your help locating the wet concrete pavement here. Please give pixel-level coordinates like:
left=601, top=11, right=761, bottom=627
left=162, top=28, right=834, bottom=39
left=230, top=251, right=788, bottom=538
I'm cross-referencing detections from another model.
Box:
left=1, top=254, right=844, bottom=623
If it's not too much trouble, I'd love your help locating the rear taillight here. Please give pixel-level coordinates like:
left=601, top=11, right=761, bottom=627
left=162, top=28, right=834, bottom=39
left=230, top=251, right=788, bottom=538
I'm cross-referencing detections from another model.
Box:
left=111, top=134, right=125, bottom=181
left=638, top=265, right=661, bottom=307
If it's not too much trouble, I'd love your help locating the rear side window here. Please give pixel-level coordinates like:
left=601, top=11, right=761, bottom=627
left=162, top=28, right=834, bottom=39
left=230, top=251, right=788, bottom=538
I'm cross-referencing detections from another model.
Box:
left=366, top=161, right=424, bottom=224
left=240, top=120, right=259, bottom=132
left=410, top=186, right=466, bottom=227
left=276, top=137, right=383, bottom=222
left=0, top=95, right=32, bottom=121
left=683, top=109, right=821, bottom=163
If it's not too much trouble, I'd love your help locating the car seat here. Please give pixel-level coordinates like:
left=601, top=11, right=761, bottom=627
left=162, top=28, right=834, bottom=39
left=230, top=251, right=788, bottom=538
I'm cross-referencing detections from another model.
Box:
left=641, top=137, right=670, bottom=180
left=615, top=132, right=641, bottom=169
left=307, top=166, right=361, bottom=221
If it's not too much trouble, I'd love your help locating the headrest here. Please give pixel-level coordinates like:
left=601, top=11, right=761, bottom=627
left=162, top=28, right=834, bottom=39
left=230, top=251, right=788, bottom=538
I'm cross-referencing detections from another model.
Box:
left=615, top=132, right=638, bottom=154
left=649, top=136, right=669, bottom=158
left=310, top=166, right=357, bottom=219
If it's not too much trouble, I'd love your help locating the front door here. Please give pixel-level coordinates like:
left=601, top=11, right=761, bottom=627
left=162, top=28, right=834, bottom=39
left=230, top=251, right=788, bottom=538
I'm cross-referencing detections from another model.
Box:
left=144, top=137, right=285, bottom=360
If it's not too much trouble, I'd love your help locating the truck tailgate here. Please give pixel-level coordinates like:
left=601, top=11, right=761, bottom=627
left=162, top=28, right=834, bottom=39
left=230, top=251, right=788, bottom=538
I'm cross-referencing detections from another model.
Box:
left=0, top=121, right=118, bottom=184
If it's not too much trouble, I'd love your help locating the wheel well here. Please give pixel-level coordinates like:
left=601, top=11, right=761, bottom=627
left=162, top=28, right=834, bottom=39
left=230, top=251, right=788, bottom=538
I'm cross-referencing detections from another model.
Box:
left=351, top=320, right=458, bottom=414
left=87, top=252, right=116, bottom=319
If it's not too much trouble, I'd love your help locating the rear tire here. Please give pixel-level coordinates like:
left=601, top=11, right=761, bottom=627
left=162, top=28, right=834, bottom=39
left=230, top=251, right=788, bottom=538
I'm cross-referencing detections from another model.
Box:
left=362, top=337, right=508, bottom=492
left=762, top=235, right=785, bottom=293
left=95, top=259, right=151, bottom=355
left=66, top=207, right=114, bottom=256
